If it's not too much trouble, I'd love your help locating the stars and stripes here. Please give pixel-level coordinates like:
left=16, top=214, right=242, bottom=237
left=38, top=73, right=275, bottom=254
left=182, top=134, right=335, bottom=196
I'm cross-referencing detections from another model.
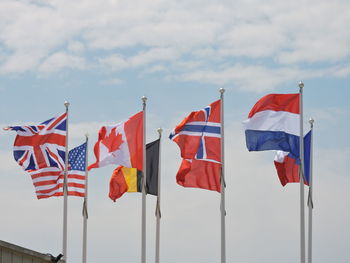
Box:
left=32, top=142, right=87, bottom=199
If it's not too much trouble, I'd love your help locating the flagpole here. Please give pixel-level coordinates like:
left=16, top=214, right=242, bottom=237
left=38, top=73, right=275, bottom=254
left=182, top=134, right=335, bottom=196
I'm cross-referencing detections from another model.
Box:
left=298, top=82, right=306, bottom=263
left=82, top=134, right=89, bottom=263
left=141, top=96, right=147, bottom=263
left=308, top=118, right=314, bottom=263
left=63, top=101, right=70, bottom=262
left=155, top=128, right=162, bottom=263
left=219, top=88, right=226, bottom=263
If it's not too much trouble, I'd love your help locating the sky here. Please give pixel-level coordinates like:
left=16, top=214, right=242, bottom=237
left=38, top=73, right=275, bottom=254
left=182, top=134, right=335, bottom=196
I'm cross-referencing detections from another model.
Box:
left=0, top=0, right=349, bottom=262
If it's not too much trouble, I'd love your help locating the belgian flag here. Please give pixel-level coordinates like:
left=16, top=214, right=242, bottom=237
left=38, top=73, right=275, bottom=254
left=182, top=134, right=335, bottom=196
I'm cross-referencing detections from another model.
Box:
left=109, top=139, right=160, bottom=201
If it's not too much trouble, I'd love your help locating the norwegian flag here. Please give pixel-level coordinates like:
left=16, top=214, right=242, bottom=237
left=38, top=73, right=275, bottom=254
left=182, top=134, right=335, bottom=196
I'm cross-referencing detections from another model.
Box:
left=170, top=100, right=222, bottom=192
left=6, top=113, right=67, bottom=199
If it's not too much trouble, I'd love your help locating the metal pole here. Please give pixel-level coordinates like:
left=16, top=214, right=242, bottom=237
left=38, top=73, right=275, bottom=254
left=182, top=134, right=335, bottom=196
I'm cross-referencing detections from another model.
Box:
left=63, top=101, right=70, bottom=262
left=299, top=82, right=306, bottom=263
left=141, top=96, right=147, bottom=263
left=82, top=135, right=89, bottom=263
left=308, top=118, right=314, bottom=263
left=219, top=88, right=226, bottom=263
left=155, top=128, right=162, bottom=263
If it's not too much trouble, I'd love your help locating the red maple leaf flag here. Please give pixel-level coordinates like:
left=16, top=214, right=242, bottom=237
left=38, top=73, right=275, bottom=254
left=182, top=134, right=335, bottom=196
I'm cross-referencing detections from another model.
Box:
left=102, top=127, right=124, bottom=153
left=88, top=112, right=144, bottom=171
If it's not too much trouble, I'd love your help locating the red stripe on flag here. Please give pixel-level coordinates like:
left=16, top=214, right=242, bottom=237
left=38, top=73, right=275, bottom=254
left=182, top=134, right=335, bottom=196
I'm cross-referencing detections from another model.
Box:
left=46, top=113, right=67, bottom=130
left=124, top=111, right=144, bottom=171
left=248, top=94, right=300, bottom=118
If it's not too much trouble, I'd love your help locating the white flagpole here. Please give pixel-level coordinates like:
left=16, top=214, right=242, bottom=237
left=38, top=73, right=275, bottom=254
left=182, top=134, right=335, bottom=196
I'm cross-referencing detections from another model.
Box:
left=219, top=88, right=226, bottom=263
left=82, top=135, right=89, bottom=263
left=298, top=82, right=306, bottom=263
left=63, top=101, right=70, bottom=262
left=141, top=96, right=147, bottom=263
left=308, top=118, right=314, bottom=263
left=155, top=128, right=162, bottom=263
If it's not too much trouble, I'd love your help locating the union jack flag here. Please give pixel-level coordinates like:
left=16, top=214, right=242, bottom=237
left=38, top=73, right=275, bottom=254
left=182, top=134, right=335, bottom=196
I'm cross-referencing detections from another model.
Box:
left=169, top=100, right=222, bottom=192
left=6, top=113, right=67, bottom=199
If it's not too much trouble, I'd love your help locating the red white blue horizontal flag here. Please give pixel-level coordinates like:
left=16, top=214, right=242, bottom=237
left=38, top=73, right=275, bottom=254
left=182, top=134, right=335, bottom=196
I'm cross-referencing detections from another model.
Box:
left=243, top=93, right=300, bottom=158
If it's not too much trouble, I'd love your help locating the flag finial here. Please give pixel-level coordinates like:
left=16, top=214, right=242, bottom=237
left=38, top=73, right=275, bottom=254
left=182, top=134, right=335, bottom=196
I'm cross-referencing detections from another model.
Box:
left=309, top=118, right=314, bottom=128
left=157, top=128, right=163, bottom=137
left=142, top=96, right=147, bottom=103
left=298, top=81, right=304, bottom=89
left=64, top=101, right=70, bottom=108
left=219, top=88, right=225, bottom=94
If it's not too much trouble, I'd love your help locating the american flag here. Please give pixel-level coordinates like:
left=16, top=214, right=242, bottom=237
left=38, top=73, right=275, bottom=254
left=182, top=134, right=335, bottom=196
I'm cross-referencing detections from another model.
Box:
left=30, top=142, right=87, bottom=199
left=62, top=142, right=87, bottom=197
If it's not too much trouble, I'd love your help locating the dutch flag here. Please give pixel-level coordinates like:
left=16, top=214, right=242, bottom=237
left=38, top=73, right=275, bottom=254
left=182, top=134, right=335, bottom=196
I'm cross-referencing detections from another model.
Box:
left=243, top=93, right=300, bottom=158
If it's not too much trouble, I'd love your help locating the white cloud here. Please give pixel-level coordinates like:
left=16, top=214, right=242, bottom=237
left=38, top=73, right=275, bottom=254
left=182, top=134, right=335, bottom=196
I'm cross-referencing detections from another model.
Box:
left=67, top=41, right=85, bottom=53
left=0, top=0, right=349, bottom=82
left=179, top=64, right=304, bottom=92
left=99, top=47, right=181, bottom=71
left=38, top=52, right=86, bottom=73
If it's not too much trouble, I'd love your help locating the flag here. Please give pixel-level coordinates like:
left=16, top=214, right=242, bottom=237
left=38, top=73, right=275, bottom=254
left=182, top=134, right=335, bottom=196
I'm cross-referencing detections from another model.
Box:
left=6, top=113, right=67, bottom=171
left=64, top=142, right=87, bottom=197
left=5, top=113, right=67, bottom=199
left=31, top=142, right=87, bottom=199
left=109, top=139, right=160, bottom=201
left=169, top=100, right=221, bottom=192
left=145, top=139, right=160, bottom=196
left=274, top=130, right=312, bottom=186
left=88, top=111, right=143, bottom=171
left=243, top=93, right=300, bottom=157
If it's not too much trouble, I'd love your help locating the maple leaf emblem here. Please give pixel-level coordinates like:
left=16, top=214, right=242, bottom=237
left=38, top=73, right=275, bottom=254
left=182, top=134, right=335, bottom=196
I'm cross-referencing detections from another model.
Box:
left=102, top=127, right=124, bottom=153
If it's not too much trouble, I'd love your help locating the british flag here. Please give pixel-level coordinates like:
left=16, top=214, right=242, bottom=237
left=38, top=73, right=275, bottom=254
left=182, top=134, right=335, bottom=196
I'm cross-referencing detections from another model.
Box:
left=169, top=100, right=222, bottom=192
left=6, top=113, right=67, bottom=199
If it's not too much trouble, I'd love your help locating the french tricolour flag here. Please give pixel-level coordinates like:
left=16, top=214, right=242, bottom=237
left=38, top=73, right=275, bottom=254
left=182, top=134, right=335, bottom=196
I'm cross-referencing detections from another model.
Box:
left=243, top=93, right=300, bottom=158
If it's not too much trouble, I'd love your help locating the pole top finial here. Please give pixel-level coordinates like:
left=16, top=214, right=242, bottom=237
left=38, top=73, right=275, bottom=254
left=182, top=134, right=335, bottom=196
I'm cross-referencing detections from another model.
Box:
left=64, top=101, right=70, bottom=107
left=85, top=133, right=89, bottom=138
left=142, top=96, right=147, bottom=103
left=309, top=118, right=314, bottom=125
left=298, top=81, right=304, bottom=89
left=157, top=127, right=163, bottom=134
left=219, top=88, right=225, bottom=94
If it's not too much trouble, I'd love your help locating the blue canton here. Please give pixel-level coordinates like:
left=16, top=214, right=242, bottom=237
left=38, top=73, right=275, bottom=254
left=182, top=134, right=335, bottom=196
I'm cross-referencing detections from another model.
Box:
left=68, top=142, right=87, bottom=171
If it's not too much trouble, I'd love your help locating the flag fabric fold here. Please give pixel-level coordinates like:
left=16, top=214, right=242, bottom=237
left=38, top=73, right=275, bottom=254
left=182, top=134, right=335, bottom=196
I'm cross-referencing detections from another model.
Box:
left=6, top=113, right=67, bottom=171
left=32, top=142, right=87, bottom=199
left=170, top=100, right=221, bottom=192
left=109, top=139, right=160, bottom=201
left=274, top=130, right=312, bottom=186
left=88, top=111, right=143, bottom=171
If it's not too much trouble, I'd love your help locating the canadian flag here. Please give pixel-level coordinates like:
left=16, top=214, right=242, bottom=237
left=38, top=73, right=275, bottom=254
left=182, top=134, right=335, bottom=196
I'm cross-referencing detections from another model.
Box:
left=88, top=112, right=143, bottom=171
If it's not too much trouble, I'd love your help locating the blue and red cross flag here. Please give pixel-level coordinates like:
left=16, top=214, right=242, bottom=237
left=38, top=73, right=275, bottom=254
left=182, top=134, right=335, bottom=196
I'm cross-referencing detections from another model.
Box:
left=5, top=113, right=67, bottom=199
left=169, top=100, right=221, bottom=192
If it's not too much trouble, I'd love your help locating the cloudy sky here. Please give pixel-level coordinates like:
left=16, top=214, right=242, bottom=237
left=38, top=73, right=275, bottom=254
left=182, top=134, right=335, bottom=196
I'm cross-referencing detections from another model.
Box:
left=0, top=0, right=349, bottom=262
